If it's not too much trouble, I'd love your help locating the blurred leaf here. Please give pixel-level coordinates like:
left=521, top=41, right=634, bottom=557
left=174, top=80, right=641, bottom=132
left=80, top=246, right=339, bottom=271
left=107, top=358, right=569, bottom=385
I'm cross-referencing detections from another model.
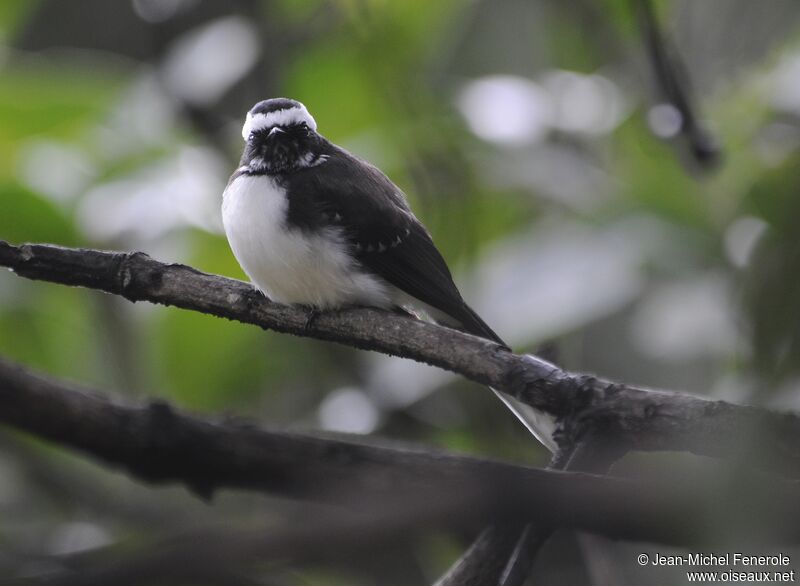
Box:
left=0, top=284, right=98, bottom=383
left=272, top=0, right=328, bottom=23
left=742, top=154, right=800, bottom=384
left=614, top=117, right=711, bottom=227
left=0, top=0, right=36, bottom=36
left=742, top=152, right=800, bottom=233
left=603, top=0, right=672, bottom=36
left=0, top=65, right=122, bottom=176
left=744, top=230, right=800, bottom=385
left=550, top=14, right=608, bottom=71
left=284, top=44, right=385, bottom=140
left=0, top=182, right=76, bottom=244
left=149, top=308, right=273, bottom=411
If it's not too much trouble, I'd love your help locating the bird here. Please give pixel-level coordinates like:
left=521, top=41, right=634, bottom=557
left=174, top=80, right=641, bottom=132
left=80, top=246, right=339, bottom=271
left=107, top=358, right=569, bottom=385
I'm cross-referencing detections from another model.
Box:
left=222, top=98, right=556, bottom=451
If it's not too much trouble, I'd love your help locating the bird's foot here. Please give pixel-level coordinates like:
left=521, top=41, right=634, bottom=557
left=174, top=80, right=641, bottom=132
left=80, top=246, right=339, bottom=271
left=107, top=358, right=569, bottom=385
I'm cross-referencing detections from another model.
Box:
left=303, top=306, right=321, bottom=331
left=244, top=287, right=267, bottom=312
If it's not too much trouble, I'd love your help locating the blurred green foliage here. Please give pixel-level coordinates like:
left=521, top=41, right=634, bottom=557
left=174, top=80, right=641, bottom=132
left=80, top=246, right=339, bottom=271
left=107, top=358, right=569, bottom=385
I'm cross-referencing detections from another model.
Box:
left=1, top=0, right=799, bottom=462
left=1, top=0, right=800, bottom=583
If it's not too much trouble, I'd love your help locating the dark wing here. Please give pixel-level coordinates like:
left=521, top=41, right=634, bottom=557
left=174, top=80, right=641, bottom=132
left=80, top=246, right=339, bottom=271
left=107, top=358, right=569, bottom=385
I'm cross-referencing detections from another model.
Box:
left=285, top=145, right=505, bottom=346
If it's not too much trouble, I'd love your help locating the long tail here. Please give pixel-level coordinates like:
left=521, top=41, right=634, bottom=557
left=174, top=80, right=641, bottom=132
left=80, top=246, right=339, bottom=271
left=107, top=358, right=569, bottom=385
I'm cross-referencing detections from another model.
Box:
left=490, top=389, right=558, bottom=452
left=449, top=301, right=506, bottom=346
left=448, top=301, right=559, bottom=453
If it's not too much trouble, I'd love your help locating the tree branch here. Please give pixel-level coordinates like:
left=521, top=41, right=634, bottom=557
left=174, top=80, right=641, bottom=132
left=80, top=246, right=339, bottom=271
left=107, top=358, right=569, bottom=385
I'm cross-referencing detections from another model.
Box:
left=436, top=438, right=626, bottom=586
left=4, top=355, right=800, bottom=552
left=0, top=354, right=540, bottom=504
left=632, top=0, right=721, bottom=169
left=3, top=240, right=800, bottom=475
left=435, top=449, right=569, bottom=586
left=432, top=524, right=530, bottom=586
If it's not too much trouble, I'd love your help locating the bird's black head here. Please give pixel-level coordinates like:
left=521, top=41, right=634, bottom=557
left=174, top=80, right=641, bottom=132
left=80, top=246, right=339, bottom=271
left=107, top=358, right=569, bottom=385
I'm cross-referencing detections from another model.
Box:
left=240, top=98, right=325, bottom=175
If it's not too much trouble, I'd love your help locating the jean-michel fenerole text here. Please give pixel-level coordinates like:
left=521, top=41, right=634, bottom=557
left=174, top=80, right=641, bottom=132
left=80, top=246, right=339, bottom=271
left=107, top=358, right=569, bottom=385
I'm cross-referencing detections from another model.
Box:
left=650, top=553, right=791, bottom=567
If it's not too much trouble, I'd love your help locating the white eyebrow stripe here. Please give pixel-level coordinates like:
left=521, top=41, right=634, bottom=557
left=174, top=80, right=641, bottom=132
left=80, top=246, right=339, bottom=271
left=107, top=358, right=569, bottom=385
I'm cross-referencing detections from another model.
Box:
left=241, top=105, right=317, bottom=140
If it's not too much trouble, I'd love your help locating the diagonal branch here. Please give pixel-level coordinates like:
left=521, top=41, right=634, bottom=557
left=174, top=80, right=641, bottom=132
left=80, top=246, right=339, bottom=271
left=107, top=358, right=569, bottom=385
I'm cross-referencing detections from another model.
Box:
left=429, top=524, right=529, bottom=586
left=436, top=438, right=625, bottom=586
left=632, top=0, right=721, bottom=168
left=4, top=355, right=800, bottom=551
left=2, top=240, right=800, bottom=475
left=0, top=354, right=545, bottom=504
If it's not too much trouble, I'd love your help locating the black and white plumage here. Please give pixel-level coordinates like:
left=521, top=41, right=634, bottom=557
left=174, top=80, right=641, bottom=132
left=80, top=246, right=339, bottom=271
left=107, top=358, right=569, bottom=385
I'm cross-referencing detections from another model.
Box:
left=222, top=98, right=556, bottom=451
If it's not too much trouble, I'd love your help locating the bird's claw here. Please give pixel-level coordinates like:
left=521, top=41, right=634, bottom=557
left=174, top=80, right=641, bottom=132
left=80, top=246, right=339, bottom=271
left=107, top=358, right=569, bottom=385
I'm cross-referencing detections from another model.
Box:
left=303, top=307, right=321, bottom=331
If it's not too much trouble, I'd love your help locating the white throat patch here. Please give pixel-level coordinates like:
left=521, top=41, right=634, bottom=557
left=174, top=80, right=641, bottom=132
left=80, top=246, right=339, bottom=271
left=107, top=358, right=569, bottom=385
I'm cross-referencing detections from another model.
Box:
left=242, top=104, right=318, bottom=140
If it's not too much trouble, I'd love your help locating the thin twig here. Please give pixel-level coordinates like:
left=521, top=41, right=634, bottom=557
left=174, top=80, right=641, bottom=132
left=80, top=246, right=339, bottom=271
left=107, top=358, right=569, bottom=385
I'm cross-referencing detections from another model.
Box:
left=482, top=440, right=624, bottom=586
left=632, top=0, right=721, bottom=169
left=433, top=525, right=530, bottom=586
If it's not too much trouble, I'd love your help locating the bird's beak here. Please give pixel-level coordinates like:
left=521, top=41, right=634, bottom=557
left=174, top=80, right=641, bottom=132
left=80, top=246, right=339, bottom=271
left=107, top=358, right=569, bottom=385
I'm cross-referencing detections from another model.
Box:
left=268, top=127, right=285, bottom=137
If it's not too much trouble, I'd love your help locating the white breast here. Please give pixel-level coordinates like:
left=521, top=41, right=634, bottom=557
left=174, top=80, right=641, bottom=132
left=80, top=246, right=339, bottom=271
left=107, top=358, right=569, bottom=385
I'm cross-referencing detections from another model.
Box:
left=222, top=173, right=391, bottom=309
